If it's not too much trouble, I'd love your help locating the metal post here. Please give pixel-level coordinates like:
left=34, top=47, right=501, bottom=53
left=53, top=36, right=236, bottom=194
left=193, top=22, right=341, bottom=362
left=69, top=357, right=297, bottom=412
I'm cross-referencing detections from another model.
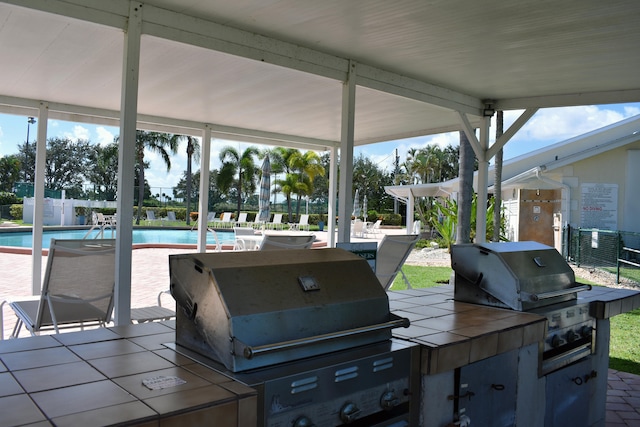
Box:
left=25, top=116, right=36, bottom=182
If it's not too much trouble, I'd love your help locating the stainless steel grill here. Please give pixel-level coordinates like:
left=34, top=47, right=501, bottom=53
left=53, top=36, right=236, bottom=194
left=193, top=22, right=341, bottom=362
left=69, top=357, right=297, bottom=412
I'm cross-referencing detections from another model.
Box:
left=451, top=241, right=595, bottom=374
left=169, top=248, right=419, bottom=426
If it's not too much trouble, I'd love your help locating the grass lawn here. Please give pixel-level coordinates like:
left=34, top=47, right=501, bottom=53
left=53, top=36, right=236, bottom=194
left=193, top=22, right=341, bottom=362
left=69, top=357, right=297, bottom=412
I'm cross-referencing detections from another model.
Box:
left=391, top=264, right=640, bottom=375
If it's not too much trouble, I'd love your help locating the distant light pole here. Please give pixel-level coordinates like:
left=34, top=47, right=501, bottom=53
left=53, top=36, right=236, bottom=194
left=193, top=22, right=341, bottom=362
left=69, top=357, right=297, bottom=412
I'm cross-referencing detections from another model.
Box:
left=25, top=116, right=36, bottom=182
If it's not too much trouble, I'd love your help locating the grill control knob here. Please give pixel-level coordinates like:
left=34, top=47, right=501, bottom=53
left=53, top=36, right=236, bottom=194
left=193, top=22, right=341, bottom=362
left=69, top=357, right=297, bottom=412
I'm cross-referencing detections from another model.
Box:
left=339, top=402, right=361, bottom=423
left=580, top=325, right=593, bottom=338
left=566, top=330, right=579, bottom=343
left=380, top=390, right=399, bottom=410
left=293, top=416, right=316, bottom=427
left=551, top=334, right=562, bottom=348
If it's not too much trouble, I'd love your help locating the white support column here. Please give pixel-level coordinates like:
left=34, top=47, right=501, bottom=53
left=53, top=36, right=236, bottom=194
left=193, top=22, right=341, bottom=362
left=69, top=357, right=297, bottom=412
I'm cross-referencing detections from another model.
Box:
left=114, top=2, right=142, bottom=325
left=31, top=103, right=49, bottom=295
left=327, top=145, right=338, bottom=248
left=197, top=126, right=212, bottom=252
left=407, top=189, right=415, bottom=235
left=475, top=116, right=491, bottom=243
left=337, top=61, right=356, bottom=243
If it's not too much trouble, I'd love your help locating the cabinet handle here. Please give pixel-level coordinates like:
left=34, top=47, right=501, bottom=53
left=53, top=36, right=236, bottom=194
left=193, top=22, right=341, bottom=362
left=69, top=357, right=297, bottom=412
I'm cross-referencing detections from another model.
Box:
left=448, top=391, right=475, bottom=401
left=491, top=384, right=505, bottom=391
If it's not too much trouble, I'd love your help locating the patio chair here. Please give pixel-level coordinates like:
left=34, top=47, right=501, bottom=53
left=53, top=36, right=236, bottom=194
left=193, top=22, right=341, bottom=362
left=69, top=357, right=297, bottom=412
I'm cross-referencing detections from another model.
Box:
left=375, top=234, right=420, bottom=290
left=291, top=214, right=310, bottom=231
left=351, top=218, right=365, bottom=237
left=145, top=210, right=159, bottom=225
left=364, top=219, right=382, bottom=237
left=259, top=234, right=316, bottom=250
left=166, top=211, right=177, bottom=223
left=215, top=212, right=234, bottom=228
left=1, top=238, right=116, bottom=338
left=207, top=228, right=224, bottom=252
left=130, top=290, right=175, bottom=324
left=233, top=227, right=263, bottom=250
left=234, top=212, right=248, bottom=227
left=268, top=213, right=284, bottom=230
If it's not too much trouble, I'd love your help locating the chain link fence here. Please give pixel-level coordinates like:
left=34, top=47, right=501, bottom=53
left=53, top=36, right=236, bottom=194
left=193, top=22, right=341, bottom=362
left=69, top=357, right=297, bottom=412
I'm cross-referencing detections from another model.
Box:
left=563, top=226, right=640, bottom=281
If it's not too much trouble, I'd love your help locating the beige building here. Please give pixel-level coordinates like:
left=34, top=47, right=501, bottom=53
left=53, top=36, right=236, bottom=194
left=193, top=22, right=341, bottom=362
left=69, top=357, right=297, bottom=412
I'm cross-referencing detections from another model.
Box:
left=385, top=114, right=640, bottom=248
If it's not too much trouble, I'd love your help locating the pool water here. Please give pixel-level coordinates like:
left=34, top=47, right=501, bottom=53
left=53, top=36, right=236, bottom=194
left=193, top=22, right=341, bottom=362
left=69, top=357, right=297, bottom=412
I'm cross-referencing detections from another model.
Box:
left=0, top=229, right=235, bottom=248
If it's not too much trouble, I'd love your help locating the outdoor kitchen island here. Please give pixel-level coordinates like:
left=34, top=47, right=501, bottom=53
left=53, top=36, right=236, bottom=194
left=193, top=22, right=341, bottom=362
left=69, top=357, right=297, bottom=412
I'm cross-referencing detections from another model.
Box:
left=388, top=243, right=640, bottom=427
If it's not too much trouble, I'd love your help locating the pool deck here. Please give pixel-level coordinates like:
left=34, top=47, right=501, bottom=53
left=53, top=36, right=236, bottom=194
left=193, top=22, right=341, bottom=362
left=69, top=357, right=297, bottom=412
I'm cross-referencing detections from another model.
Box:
left=1, top=228, right=639, bottom=426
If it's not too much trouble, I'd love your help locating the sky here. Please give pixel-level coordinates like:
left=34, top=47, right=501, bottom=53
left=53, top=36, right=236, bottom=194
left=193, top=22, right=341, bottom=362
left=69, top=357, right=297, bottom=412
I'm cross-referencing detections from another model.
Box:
left=0, top=102, right=639, bottom=193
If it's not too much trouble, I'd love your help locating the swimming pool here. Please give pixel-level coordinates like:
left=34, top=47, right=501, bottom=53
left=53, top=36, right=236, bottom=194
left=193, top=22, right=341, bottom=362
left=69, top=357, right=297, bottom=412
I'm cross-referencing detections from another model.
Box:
left=0, top=229, right=235, bottom=248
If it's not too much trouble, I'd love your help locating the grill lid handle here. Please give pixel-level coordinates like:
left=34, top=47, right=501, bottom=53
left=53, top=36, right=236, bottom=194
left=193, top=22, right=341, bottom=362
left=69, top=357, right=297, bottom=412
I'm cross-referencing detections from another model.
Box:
left=242, top=315, right=410, bottom=360
left=523, top=284, right=592, bottom=302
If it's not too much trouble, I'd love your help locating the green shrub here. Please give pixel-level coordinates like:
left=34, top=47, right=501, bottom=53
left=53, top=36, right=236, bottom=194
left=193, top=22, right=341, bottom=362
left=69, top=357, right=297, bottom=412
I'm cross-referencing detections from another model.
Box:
left=10, top=204, right=22, bottom=219
left=0, top=192, right=20, bottom=206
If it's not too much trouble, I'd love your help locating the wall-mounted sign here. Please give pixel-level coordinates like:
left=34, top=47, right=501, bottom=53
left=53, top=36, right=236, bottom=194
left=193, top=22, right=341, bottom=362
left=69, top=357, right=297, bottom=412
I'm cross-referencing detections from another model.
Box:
left=580, top=183, right=618, bottom=230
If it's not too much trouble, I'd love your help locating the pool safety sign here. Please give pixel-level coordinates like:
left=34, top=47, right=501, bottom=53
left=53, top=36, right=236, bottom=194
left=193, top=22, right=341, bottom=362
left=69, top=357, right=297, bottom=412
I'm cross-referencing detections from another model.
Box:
left=580, top=183, right=618, bottom=230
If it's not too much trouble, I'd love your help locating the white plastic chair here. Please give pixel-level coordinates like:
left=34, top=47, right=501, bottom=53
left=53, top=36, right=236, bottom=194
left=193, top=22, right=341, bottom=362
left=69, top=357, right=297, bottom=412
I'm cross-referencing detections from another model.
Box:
left=268, top=213, right=284, bottom=230
left=351, top=219, right=365, bottom=237
left=364, top=219, right=382, bottom=237
left=292, top=214, right=310, bottom=231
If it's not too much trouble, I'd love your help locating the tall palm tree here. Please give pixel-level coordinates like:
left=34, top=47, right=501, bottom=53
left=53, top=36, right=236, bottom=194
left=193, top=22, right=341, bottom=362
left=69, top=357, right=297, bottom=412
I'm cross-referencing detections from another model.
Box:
left=133, top=131, right=179, bottom=225
left=176, top=135, right=200, bottom=225
left=217, top=146, right=259, bottom=217
left=289, top=150, right=324, bottom=219
left=457, top=131, right=474, bottom=244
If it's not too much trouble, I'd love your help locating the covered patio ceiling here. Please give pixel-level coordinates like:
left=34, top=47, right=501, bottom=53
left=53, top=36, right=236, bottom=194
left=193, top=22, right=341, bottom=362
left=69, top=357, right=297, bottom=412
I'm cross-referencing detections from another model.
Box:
left=2, top=0, right=640, bottom=324
left=1, top=0, right=639, bottom=147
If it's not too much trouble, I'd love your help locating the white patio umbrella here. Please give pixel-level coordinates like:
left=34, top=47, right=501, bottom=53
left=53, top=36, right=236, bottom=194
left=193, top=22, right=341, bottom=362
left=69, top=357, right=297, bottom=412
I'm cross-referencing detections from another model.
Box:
left=352, top=189, right=361, bottom=218
left=363, top=195, right=368, bottom=223
left=257, top=155, right=271, bottom=223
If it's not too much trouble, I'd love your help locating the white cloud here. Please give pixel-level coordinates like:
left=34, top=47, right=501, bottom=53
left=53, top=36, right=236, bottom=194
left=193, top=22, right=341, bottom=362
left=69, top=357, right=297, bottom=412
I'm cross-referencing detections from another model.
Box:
left=95, top=126, right=115, bottom=145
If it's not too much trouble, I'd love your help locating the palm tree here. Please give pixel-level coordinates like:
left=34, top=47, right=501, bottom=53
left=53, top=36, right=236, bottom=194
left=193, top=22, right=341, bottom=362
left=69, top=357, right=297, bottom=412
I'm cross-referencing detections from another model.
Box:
left=217, top=146, right=259, bottom=217
left=289, top=150, right=324, bottom=220
left=133, top=131, right=179, bottom=225
left=457, top=131, right=474, bottom=244
left=277, top=172, right=299, bottom=220
left=176, top=135, right=200, bottom=225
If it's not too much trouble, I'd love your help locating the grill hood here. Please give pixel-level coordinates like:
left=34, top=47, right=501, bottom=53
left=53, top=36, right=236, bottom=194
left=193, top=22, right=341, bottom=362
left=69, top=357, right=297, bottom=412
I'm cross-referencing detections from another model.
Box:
left=169, top=248, right=409, bottom=372
left=451, top=241, right=591, bottom=311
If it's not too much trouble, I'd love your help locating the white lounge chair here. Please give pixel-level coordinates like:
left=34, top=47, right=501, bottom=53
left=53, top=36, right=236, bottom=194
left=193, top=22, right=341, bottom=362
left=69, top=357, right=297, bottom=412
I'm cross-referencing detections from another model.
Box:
left=166, top=211, right=177, bottom=223
left=145, top=210, right=159, bottom=225
left=259, top=234, right=316, bottom=250
left=375, top=234, right=420, bottom=290
left=1, top=238, right=116, bottom=338
left=268, top=213, right=284, bottom=230
left=235, top=212, right=248, bottom=227
left=215, top=212, right=234, bottom=228
left=291, top=214, right=310, bottom=231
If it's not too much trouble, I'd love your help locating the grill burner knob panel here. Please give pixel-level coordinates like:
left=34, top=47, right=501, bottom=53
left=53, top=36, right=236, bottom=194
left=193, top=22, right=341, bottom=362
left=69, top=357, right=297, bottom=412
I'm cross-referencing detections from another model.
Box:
left=580, top=325, right=593, bottom=338
left=566, top=330, right=579, bottom=343
left=340, top=402, right=361, bottom=423
left=380, top=390, right=399, bottom=410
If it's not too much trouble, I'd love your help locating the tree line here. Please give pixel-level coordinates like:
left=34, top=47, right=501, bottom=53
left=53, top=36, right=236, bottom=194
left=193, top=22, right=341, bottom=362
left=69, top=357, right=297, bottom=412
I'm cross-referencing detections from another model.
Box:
left=0, top=130, right=465, bottom=226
